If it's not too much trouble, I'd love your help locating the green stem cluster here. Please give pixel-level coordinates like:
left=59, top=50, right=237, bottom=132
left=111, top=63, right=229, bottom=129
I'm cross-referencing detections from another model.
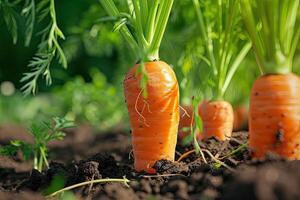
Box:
left=33, top=146, right=49, bottom=172
left=100, top=0, right=174, bottom=62
left=193, top=0, right=251, bottom=100
left=241, top=0, right=300, bottom=74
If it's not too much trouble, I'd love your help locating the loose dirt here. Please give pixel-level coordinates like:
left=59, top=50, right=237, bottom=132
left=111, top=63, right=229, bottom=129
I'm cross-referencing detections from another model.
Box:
left=1, top=125, right=300, bottom=200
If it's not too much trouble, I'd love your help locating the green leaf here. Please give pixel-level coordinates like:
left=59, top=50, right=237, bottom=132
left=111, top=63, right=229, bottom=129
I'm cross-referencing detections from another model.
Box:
left=53, top=117, right=75, bottom=130
left=22, top=0, right=35, bottom=46
left=194, top=115, right=202, bottom=132
left=1, top=1, right=19, bottom=44
left=182, top=134, right=193, bottom=146
left=0, top=140, right=33, bottom=161
left=21, top=0, right=67, bottom=95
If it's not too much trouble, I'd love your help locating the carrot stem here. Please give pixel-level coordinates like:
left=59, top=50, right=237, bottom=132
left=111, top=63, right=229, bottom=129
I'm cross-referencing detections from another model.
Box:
left=193, top=0, right=251, bottom=100
left=241, top=0, right=300, bottom=74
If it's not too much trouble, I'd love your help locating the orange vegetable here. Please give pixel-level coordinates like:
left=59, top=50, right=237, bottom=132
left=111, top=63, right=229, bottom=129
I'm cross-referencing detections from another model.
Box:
left=198, top=100, right=234, bottom=141
left=233, top=105, right=248, bottom=131
left=178, top=105, right=194, bottom=139
left=249, top=73, right=300, bottom=159
left=124, top=61, right=179, bottom=173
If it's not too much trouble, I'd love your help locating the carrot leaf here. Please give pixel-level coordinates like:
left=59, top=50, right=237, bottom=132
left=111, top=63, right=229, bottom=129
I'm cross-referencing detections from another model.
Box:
left=241, top=0, right=300, bottom=74
left=193, top=0, right=251, bottom=100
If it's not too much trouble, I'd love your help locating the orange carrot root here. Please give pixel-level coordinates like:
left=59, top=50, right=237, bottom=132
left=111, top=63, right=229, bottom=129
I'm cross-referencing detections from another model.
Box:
left=124, top=61, right=179, bottom=173
left=249, top=73, right=300, bottom=159
left=198, top=100, right=234, bottom=141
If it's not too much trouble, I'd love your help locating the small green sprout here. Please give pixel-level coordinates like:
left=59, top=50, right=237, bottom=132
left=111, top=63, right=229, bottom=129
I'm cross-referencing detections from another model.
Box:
left=0, top=117, right=75, bottom=172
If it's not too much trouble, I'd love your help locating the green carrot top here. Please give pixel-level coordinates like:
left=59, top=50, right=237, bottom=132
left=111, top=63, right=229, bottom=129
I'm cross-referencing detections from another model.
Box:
left=193, top=0, right=251, bottom=100
left=100, top=0, right=174, bottom=62
left=241, top=0, right=300, bottom=74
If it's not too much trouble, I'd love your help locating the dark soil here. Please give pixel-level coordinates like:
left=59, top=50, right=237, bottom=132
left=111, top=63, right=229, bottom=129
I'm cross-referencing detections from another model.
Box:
left=1, top=125, right=300, bottom=200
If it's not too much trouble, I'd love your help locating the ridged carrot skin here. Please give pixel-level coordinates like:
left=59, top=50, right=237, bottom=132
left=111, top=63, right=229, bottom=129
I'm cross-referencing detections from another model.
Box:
left=124, top=61, right=179, bottom=173
left=249, top=73, right=300, bottom=159
left=178, top=105, right=193, bottom=139
left=233, top=105, right=248, bottom=131
left=198, top=100, right=234, bottom=141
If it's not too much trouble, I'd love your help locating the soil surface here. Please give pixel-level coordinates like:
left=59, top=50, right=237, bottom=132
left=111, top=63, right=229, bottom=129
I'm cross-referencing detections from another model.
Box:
left=1, top=125, right=300, bottom=200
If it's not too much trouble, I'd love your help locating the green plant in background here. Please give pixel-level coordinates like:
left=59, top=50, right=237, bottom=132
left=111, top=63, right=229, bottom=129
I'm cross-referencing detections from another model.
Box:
left=0, top=117, right=74, bottom=172
left=0, top=0, right=67, bottom=95
left=241, top=0, right=300, bottom=74
left=0, top=93, right=57, bottom=124
left=54, top=69, right=127, bottom=131
left=192, top=0, right=251, bottom=101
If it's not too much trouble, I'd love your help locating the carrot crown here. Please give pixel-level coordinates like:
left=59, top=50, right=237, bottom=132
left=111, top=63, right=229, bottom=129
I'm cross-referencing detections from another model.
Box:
left=100, top=0, right=174, bottom=62
left=241, top=0, right=300, bottom=74
left=193, top=0, right=251, bottom=100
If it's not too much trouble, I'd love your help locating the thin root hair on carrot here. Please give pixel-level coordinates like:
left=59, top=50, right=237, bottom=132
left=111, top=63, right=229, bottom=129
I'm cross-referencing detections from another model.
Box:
left=135, top=89, right=149, bottom=127
left=180, top=105, right=191, bottom=118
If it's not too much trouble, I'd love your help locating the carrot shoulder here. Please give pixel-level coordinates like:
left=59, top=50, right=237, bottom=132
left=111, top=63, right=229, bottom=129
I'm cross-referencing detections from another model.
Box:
left=124, top=61, right=179, bottom=173
left=249, top=73, right=300, bottom=159
left=198, top=100, right=234, bottom=141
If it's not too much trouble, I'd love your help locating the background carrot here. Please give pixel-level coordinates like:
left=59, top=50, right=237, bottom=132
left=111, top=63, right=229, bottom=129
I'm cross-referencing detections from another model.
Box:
left=233, top=105, right=248, bottom=131
left=101, top=0, right=178, bottom=173
left=198, top=101, right=233, bottom=141
left=192, top=0, right=251, bottom=141
left=241, top=0, right=300, bottom=158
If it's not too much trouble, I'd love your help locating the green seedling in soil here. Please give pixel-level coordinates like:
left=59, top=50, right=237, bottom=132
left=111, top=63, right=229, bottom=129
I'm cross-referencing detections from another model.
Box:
left=0, top=117, right=74, bottom=172
left=220, top=142, right=248, bottom=160
left=191, top=95, right=207, bottom=164
left=43, top=174, right=76, bottom=200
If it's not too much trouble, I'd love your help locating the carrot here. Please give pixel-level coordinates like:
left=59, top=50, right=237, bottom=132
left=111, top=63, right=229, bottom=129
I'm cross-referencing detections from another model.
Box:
left=192, top=0, right=251, bottom=141
left=124, top=61, right=179, bottom=173
left=101, top=0, right=177, bottom=173
left=241, top=0, right=300, bottom=158
left=178, top=105, right=193, bottom=139
left=198, top=100, right=234, bottom=141
left=249, top=74, right=300, bottom=158
left=233, top=105, right=248, bottom=131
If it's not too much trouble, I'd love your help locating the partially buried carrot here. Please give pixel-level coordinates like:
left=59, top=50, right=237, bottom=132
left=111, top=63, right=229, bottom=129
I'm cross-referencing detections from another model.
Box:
left=124, top=61, right=179, bottom=173
left=192, top=0, right=251, bottom=141
left=198, top=100, right=234, bottom=141
left=241, top=0, right=300, bottom=159
left=100, top=0, right=177, bottom=173
left=249, top=74, right=300, bottom=158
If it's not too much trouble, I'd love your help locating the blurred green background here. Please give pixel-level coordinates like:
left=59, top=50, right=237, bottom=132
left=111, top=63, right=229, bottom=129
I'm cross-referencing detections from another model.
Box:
left=0, top=0, right=299, bottom=131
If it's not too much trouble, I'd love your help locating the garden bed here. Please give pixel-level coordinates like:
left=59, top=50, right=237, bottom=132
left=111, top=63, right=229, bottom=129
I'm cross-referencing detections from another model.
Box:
left=1, top=126, right=300, bottom=200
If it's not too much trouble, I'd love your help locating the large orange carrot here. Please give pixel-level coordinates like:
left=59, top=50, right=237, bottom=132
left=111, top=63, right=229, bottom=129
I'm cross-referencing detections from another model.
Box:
left=100, top=0, right=176, bottom=172
left=178, top=105, right=193, bottom=139
left=198, top=100, right=234, bottom=141
left=124, top=61, right=179, bottom=173
left=249, top=74, right=300, bottom=158
left=241, top=0, right=300, bottom=159
left=233, top=105, right=248, bottom=131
